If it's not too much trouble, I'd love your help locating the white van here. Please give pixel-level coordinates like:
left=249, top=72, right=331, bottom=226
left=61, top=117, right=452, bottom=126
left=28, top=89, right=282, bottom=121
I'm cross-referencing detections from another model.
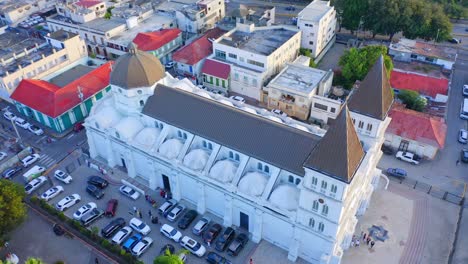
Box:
left=23, top=165, right=46, bottom=182
left=95, top=55, right=107, bottom=60
left=461, top=98, right=468, bottom=120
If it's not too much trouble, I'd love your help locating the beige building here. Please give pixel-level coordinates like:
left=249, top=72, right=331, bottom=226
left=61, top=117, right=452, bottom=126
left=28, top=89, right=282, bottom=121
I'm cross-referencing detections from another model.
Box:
left=0, top=30, right=87, bottom=100
left=175, top=0, right=225, bottom=34
left=0, top=0, right=56, bottom=25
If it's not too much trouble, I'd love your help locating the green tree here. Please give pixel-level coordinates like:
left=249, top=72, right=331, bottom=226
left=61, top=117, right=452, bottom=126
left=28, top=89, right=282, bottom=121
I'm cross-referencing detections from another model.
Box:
left=338, top=45, right=393, bottom=89
left=341, top=0, right=368, bottom=34
left=153, top=249, right=189, bottom=264
left=24, top=258, right=46, bottom=264
left=0, top=180, right=27, bottom=238
left=398, top=90, right=427, bottom=112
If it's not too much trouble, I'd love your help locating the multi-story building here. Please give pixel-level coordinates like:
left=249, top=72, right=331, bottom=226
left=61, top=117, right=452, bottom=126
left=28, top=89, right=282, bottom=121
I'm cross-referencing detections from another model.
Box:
left=0, top=30, right=87, bottom=100
left=212, top=24, right=301, bottom=101
left=201, top=58, right=231, bottom=94
left=297, top=0, right=336, bottom=61
left=218, top=4, right=275, bottom=31
left=131, top=29, right=183, bottom=65
left=175, top=0, right=225, bottom=34
left=265, top=56, right=339, bottom=122
left=84, top=46, right=393, bottom=264
left=11, top=61, right=112, bottom=133
left=0, top=0, right=56, bottom=25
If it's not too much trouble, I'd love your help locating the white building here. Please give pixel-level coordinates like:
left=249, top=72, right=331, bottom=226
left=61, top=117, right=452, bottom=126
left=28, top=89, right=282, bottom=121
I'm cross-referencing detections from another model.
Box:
left=0, top=0, right=56, bottom=25
left=84, top=45, right=394, bottom=263
left=297, top=0, right=336, bottom=61
left=175, top=0, right=225, bottom=34
left=212, top=24, right=301, bottom=101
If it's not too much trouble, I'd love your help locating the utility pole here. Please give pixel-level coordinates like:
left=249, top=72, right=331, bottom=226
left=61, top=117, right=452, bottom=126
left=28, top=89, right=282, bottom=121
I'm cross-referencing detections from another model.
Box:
left=435, top=28, right=440, bottom=43
left=10, top=119, right=23, bottom=147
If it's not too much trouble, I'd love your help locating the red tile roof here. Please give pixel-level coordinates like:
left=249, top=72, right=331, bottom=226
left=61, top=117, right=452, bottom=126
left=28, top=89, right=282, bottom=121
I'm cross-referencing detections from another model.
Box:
left=201, top=59, right=231, bottom=79
left=172, top=28, right=226, bottom=65
left=75, top=0, right=102, bottom=8
left=387, top=106, right=447, bottom=149
left=390, top=70, right=449, bottom=98
left=11, top=62, right=113, bottom=118
left=132, top=29, right=182, bottom=52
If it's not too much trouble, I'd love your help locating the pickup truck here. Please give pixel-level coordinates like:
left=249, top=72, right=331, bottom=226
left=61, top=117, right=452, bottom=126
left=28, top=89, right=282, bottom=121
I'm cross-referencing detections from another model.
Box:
left=395, top=151, right=419, bottom=165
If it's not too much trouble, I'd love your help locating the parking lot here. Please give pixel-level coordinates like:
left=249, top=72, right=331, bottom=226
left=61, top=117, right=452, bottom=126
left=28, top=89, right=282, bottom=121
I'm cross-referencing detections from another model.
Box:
left=11, top=155, right=255, bottom=264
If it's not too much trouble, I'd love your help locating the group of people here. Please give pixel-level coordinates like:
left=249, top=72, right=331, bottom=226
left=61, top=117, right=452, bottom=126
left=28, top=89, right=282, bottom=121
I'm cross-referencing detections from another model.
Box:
left=351, top=232, right=376, bottom=249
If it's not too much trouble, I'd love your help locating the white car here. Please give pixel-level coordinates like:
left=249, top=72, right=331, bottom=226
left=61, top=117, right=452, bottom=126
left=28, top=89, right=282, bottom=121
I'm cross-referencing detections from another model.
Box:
left=165, top=61, right=175, bottom=69
left=0, top=152, right=7, bottom=161
left=271, top=109, right=287, bottom=117
left=129, top=217, right=151, bottom=235
left=54, top=170, right=72, bottom=184
left=3, top=111, right=16, bottom=121
left=40, top=185, right=64, bottom=201
left=73, top=202, right=97, bottom=220
left=21, top=154, right=41, bottom=167
left=119, top=185, right=140, bottom=200
left=28, top=125, right=44, bottom=136
left=25, top=176, right=48, bottom=195
left=192, top=217, right=211, bottom=236
left=395, top=151, right=419, bottom=165
left=55, top=194, right=81, bottom=212
left=229, top=95, right=246, bottom=103
left=14, top=118, right=30, bottom=129
left=459, top=129, right=468, bottom=144
left=131, top=236, right=153, bottom=257
left=180, top=235, right=207, bottom=257
left=160, top=224, right=182, bottom=242
left=111, top=226, right=132, bottom=245
left=167, top=204, right=186, bottom=222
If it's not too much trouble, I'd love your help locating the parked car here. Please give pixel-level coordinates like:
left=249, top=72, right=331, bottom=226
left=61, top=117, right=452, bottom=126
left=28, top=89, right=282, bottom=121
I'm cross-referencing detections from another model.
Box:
left=178, top=209, right=198, bottom=230
left=25, top=176, right=47, bottom=194
left=227, top=233, right=248, bottom=256
left=459, top=129, right=468, bottom=144
left=160, top=224, right=183, bottom=243
left=2, top=166, right=22, bottom=179
left=180, top=235, right=207, bottom=257
left=395, top=151, right=419, bottom=165
left=449, top=38, right=461, bottom=44
left=203, top=223, right=222, bottom=245
left=271, top=109, right=287, bottom=117
left=158, top=199, right=177, bottom=216
left=123, top=233, right=143, bottom=252
left=386, top=168, right=407, bottom=179
left=131, top=236, right=153, bottom=257
left=55, top=194, right=81, bottom=211
left=461, top=149, right=468, bottom=163
left=119, top=185, right=140, bottom=200
left=229, top=95, right=245, bottom=103
left=0, top=152, right=7, bottom=161
left=463, top=84, right=468, bottom=96
left=86, top=184, right=104, bottom=199
left=105, top=198, right=118, bottom=217
left=73, top=202, right=97, bottom=220
left=54, top=170, right=72, bottom=184
left=165, top=61, right=175, bottom=69
left=206, top=251, right=232, bottom=264
left=111, top=226, right=132, bottom=245
left=285, top=5, right=296, bottom=11
left=101, top=217, right=126, bottom=238
left=80, top=208, right=104, bottom=226
left=28, top=125, right=44, bottom=135
left=381, top=144, right=394, bottom=155
left=129, top=217, right=151, bottom=235
left=3, top=111, right=16, bottom=121
left=73, top=122, right=84, bottom=132
left=215, top=227, right=235, bottom=251
left=167, top=204, right=186, bottom=222
left=21, top=154, right=41, bottom=167
left=87, top=175, right=108, bottom=188
left=40, top=186, right=64, bottom=201
left=192, top=216, right=211, bottom=236
left=14, top=118, right=30, bottom=129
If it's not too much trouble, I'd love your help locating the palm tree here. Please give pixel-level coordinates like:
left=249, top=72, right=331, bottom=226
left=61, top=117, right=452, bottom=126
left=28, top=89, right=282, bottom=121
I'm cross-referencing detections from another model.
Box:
left=153, top=249, right=189, bottom=264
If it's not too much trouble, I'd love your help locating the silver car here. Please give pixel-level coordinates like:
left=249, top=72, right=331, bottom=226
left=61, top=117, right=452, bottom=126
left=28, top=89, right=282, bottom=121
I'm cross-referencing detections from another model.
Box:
left=459, top=129, right=468, bottom=144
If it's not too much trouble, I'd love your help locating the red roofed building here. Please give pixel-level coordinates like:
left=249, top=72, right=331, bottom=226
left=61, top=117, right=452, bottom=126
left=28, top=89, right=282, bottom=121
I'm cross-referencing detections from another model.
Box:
left=10, top=62, right=113, bottom=133
left=390, top=70, right=449, bottom=99
left=172, top=28, right=226, bottom=82
left=201, top=58, right=231, bottom=93
left=74, top=0, right=104, bottom=9
left=385, top=105, right=447, bottom=159
left=132, top=29, right=183, bottom=64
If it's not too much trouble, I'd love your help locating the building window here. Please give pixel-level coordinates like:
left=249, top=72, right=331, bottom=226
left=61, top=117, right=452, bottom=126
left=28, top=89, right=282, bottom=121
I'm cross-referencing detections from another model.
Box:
left=318, top=222, right=325, bottom=232
left=210, top=76, right=213, bottom=84
left=352, top=118, right=355, bottom=124
left=247, top=59, right=264, bottom=67
left=311, top=177, right=318, bottom=188
left=216, top=78, right=219, bottom=86
left=264, top=165, right=269, bottom=174
left=295, top=178, right=301, bottom=185
left=207, top=143, right=213, bottom=150
left=137, top=90, right=142, bottom=94
left=95, top=122, right=100, bottom=129
left=331, top=184, right=337, bottom=194
left=177, top=131, right=182, bottom=138
left=222, top=80, right=226, bottom=88
left=229, top=151, right=234, bottom=159
left=215, top=49, right=226, bottom=59
left=139, top=100, right=144, bottom=106
left=234, top=154, right=240, bottom=161
left=115, top=132, right=120, bottom=138
left=309, top=218, right=315, bottom=228
left=330, top=107, right=336, bottom=113
left=228, top=53, right=237, bottom=59
left=243, top=76, right=248, bottom=84
left=252, top=79, right=257, bottom=87
left=234, top=73, right=239, bottom=81
left=289, top=175, right=294, bottom=183
left=367, top=123, right=373, bottom=131
left=257, top=162, right=263, bottom=171
left=314, top=103, right=328, bottom=111
left=239, top=57, right=244, bottom=62
left=321, top=180, right=327, bottom=190
left=312, top=200, right=319, bottom=211
left=309, top=41, right=314, bottom=45
left=322, top=205, right=329, bottom=216
left=202, top=141, right=207, bottom=148
left=358, top=121, right=364, bottom=129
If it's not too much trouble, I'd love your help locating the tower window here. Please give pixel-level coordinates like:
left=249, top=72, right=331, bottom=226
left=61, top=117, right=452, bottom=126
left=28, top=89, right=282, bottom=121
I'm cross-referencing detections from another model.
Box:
left=139, top=100, right=144, bottom=106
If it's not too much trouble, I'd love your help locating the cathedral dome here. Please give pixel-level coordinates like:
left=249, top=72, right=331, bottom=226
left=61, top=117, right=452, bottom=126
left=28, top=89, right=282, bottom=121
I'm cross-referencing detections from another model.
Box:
left=110, top=43, right=165, bottom=89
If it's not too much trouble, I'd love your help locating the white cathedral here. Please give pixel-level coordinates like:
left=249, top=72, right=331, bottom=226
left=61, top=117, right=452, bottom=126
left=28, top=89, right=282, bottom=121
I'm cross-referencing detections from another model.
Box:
left=84, top=44, right=393, bottom=264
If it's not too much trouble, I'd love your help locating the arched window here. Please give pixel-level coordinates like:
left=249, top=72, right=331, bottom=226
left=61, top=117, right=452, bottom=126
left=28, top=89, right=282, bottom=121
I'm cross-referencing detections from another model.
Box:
left=139, top=100, right=144, bottom=106
left=308, top=218, right=315, bottom=228
left=331, top=184, right=338, bottom=194
left=295, top=178, right=301, bottom=185
left=318, top=222, right=325, bottom=232
left=257, top=162, right=263, bottom=171
left=115, top=131, right=120, bottom=138
left=322, top=204, right=329, bottom=216
left=321, top=180, right=328, bottom=190
left=177, top=131, right=182, bottom=138
left=202, top=141, right=207, bottom=148
left=264, top=165, right=269, bottom=174
left=95, top=122, right=100, bottom=129
left=234, top=154, right=240, bottom=161
left=311, top=177, right=318, bottom=186
left=288, top=175, right=294, bottom=183
left=207, top=143, right=213, bottom=150
left=229, top=151, right=234, bottom=159
left=312, top=200, right=319, bottom=211
left=137, top=90, right=142, bottom=95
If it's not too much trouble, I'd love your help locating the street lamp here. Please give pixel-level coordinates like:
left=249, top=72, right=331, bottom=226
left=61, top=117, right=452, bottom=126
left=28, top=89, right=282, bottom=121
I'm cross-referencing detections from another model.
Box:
left=10, top=118, right=23, bottom=147
left=435, top=28, right=440, bottom=43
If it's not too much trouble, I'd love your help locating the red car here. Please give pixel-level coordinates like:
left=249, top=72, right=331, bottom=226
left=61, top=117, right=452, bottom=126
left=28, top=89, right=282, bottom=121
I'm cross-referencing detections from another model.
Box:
left=73, top=122, right=84, bottom=132
left=105, top=199, right=118, bottom=217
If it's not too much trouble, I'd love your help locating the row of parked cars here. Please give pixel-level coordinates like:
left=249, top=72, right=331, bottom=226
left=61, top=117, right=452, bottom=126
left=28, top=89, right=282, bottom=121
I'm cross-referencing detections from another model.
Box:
left=3, top=111, right=44, bottom=135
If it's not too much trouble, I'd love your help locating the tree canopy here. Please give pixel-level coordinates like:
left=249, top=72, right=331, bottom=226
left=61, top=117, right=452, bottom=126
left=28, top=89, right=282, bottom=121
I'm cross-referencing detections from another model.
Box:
left=153, top=249, right=188, bottom=264
left=397, top=90, right=427, bottom=112
left=0, top=180, right=27, bottom=238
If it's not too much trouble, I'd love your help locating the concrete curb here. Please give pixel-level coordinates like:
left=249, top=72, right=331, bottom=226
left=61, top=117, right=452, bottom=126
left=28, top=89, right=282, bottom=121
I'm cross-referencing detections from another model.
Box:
left=447, top=199, right=465, bottom=264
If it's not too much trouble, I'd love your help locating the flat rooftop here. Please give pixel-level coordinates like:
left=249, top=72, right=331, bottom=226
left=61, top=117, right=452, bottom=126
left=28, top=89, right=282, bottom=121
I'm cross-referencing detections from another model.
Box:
left=47, top=29, right=79, bottom=42
left=389, top=38, right=457, bottom=61
left=298, top=0, right=333, bottom=21
left=48, top=64, right=94, bottom=87
left=49, top=14, right=126, bottom=32
left=218, top=27, right=297, bottom=56
left=269, top=63, right=328, bottom=94
left=155, top=0, right=198, bottom=12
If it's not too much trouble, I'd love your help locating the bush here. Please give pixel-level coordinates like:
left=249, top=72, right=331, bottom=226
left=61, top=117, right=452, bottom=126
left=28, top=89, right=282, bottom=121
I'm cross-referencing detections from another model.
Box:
left=397, top=90, right=427, bottom=112
left=120, top=249, right=126, bottom=256
left=101, top=239, right=111, bottom=249
left=30, top=196, right=39, bottom=204
left=111, top=245, right=121, bottom=254
left=58, top=212, right=66, bottom=221
left=54, top=261, right=65, bottom=264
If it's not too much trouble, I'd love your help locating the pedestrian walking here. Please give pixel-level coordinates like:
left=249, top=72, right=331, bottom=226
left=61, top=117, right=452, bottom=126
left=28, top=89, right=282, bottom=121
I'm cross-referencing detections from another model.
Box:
left=456, top=160, right=460, bottom=166
left=148, top=210, right=152, bottom=217
left=133, top=206, right=137, bottom=213
left=370, top=241, right=375, bottom=249
left=350, top=239, right=355, bottom=247
left=366, top=237, right=371, bottom=245
left=95, top=257, right=99, bottom=264
left=363, top=233, right=367, bottom=241
left=137, top=210, right=142, bottom=219
left=355, top=240, right=360, bottom=247
left=250, top=258, right=253, bottom=264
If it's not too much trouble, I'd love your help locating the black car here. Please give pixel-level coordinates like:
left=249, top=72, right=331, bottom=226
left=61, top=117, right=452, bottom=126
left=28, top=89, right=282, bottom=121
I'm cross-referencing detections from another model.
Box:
left=206, top=252, right=232, bottom=264
left=87, top=176, right=109, bottom=189
left=203, top=223, right=222, bottom=244
left=53, top=224, right=65, bottom=236
left=381, top=144, right=394, bottom=155
left=461, top=149, right=468, bottom=163
left=215, top=227, right=235, bottom=251
left=2, top=166, right=22, bottom=179
left=101, top=217, right=125, bottom=238
left=159, top=244, right=175, bottom=256
left=86, top=184, right=104, bottom=199
left=227, top=233, right=248, bottom=256
left=178, top=209, right=197, bottom=230
left=285, top=6, right=295, bottom=11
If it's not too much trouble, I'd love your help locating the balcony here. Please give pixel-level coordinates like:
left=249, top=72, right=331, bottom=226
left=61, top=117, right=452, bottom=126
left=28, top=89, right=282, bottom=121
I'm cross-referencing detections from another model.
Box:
left=279, top=94, right=295, bottom=103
